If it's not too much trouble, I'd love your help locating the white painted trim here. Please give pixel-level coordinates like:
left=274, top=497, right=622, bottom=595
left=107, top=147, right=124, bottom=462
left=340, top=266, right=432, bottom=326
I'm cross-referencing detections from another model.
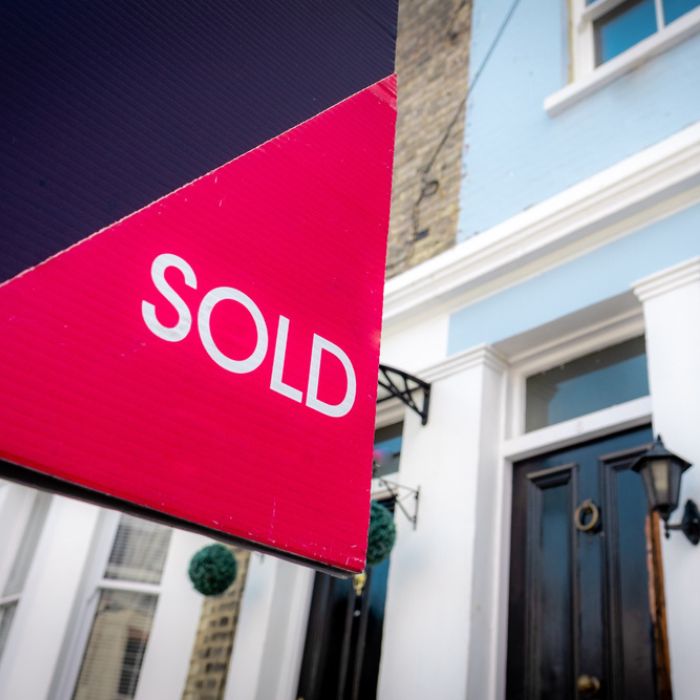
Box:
left=376, top=311, right=648, bottom=448
left=491, top=454, right=513, bottom=700
left=395, top=305, right=644, bottom=396
left=52, top=509, right=121, bottom=700
left=580, top=0, right=631, bottom=25
left=505, top=305, right=645, bottom=438
left=1, top=498, right=101, bottom=700
left=53, top=510, right=175, bottom=700
left=224, top=555, right=277, bottom=700
left=95, top=579, right=161, bottom=595
left=226, top=557, right=314, bottom=700
left=633, top=255, right=700, bottom=302
left=267, top=564, right=314, bottom=700
left=546, top=6, right=700, bottom=115
left=375, top=398, right=406, bottom=429
left=654, top=0, right=666, bottom=36
left=0, top=485, right=36, bottom=597
left=515, top=312, right=642, bottom=378
left=421, top=344, right=508, bottom=383
left=135, top=529, right=209, bottom=700
left=506, top=306, right=644, bottom=372
left=383, top=121, right=700, bottom=325
left=571, top=0, right=596, bottom=82
left=0, top=487, right=51, bottom=679
left=502, top=395, right=652, bottom=461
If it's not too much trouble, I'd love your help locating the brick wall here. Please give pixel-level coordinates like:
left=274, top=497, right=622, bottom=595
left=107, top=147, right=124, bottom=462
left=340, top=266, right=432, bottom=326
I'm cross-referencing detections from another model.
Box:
left=386, top=0, right=471, bottom=277
left=182, top=548, right=251, bottom=700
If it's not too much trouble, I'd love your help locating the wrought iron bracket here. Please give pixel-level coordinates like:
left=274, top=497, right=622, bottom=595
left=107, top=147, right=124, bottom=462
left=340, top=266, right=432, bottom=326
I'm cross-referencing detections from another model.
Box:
left=665, top=499, right=700, bottom=545
left=375, top=474, right=420, bottom=530
left=377, top=364, right=431, bottom=426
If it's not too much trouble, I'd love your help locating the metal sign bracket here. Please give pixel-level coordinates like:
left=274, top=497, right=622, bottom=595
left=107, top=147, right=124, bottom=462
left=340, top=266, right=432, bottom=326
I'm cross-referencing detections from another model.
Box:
left=375, top=475, right=420, bottom=530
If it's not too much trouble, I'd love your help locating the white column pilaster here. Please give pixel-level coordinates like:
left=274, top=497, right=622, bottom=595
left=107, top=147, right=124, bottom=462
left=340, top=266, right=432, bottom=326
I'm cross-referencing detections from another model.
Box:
left=225, top=554, right=313, bottom=700
left=136, top=529, right=210, bottom=700
left=377, top=345, right=506, bottom=700
left=634, top=256, right=700, bottom=700
left=0, top=495, right=101, bottom=699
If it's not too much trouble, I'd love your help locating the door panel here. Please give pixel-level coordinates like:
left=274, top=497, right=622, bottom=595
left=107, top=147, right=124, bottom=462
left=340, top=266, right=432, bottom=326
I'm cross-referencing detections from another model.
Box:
left=506, top=427, right=665, bottom=700
left=527, top=465, right=575, bottom=699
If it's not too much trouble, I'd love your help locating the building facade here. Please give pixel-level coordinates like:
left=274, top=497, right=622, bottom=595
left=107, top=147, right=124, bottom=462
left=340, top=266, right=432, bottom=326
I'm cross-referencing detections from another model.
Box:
left=377, top=0, right=700, bottom=697
left=2, top=0, right=700, bottom=698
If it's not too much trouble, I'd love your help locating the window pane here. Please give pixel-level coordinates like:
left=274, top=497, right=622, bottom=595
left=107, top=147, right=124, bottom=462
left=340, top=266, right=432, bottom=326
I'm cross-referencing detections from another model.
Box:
left=0, top=602, right=18, bottom=660
left=664, top=0, right=700, bottom=23
left=104, top=514, right=171, bottom=585
left=374, top=423, right=403, bottom=478
left=73, top=590, right=157, bottom=700
left=594, top=0, right=657, bottom=64
left=525, top=337, right=649, bottom=431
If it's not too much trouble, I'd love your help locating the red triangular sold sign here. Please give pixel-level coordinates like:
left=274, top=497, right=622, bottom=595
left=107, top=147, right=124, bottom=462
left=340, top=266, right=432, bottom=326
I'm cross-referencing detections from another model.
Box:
left=0, top=76, right=396, bottom=573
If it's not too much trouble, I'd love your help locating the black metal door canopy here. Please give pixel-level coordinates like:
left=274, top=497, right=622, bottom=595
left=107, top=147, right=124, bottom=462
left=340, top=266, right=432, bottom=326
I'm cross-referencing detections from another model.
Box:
left=377, top=364, right=430, bottom=425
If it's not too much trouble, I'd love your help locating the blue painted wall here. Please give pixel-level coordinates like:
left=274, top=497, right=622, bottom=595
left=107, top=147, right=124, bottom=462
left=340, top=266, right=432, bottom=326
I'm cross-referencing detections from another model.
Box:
left=459, top=0, right=700, bottom=240
left=448, top=202, right=700, bottom=354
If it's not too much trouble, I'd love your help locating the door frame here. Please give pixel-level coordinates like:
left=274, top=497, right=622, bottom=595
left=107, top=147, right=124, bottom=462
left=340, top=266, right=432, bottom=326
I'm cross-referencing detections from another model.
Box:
left=490, top=306, right=663, bottom=699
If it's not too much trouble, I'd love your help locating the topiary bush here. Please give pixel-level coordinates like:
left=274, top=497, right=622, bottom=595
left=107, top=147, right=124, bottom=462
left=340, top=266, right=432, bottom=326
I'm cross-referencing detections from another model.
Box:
left=366, top=501, right=396, bottom=566
left=188, top=543, right=237, bottom=596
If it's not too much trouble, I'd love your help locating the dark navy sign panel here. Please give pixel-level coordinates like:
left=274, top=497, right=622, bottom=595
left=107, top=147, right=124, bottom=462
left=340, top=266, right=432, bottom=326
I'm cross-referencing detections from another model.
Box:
left=1, top=0, right=397, bottom=283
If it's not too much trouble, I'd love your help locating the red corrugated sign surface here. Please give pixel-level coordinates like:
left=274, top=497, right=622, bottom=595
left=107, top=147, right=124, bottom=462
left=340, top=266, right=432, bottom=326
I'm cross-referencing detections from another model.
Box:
left=0, top=2, right=397, bottom=573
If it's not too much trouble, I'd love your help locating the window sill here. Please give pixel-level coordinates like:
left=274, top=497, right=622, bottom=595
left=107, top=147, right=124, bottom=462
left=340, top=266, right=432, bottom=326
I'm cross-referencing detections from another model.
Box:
left=545, top=6, right=700, bottom=116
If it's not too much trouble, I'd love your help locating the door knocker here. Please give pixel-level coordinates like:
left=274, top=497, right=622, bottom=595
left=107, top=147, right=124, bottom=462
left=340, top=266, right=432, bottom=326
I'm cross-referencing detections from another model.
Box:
left=574, top=499, right=600, bottom=533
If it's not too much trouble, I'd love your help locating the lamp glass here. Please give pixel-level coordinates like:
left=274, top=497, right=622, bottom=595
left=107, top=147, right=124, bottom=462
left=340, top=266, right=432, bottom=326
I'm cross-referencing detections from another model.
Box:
left=640, top=457, right=683, bottom=521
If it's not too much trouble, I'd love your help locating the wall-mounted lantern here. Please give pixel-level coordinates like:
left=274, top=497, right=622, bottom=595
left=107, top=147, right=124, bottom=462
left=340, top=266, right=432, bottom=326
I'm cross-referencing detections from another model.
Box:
left=632, top=435, right=700, bottom=544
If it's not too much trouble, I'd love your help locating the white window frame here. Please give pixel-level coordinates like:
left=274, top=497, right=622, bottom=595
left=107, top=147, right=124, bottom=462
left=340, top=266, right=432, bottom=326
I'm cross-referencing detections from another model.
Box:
left=0, top=485, right=37, bottom=597
left=505, top=304, right=647, bottom=441
left=0, top=485, right=51, bottom=662
left=53, top=510, right=170, bottom=700
left=546, top=0, right=700, bottom=114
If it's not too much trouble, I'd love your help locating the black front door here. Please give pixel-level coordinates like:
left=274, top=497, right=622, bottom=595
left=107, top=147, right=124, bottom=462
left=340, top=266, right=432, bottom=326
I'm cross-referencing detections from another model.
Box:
left=296, top=501, right=393, bottom=700
left=506, top=427, right=671, bottom=700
